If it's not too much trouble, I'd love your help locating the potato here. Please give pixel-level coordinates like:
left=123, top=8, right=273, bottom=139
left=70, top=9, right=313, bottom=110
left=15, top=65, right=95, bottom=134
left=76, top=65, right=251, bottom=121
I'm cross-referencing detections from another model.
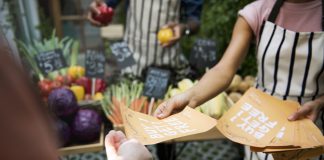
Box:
left=244, top=75, right=255, bottom=81
left=244, top=75, right=255, bottom=87
left=227, top=74, right=242, bottom=92
left=238, top=81, right=250, bottom=93
left=229, top=92, right=242, bottom=103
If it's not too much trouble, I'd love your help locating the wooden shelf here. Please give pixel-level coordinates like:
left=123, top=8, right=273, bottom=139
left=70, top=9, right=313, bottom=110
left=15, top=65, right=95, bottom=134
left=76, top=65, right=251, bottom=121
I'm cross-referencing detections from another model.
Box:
left=58, top=125, right=105, bottom=156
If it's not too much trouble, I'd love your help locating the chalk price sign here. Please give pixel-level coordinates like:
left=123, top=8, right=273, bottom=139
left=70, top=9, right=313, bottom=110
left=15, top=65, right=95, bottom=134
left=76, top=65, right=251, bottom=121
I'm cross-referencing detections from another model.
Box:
left=110, top=41, right=136, bottom=69
left=35, top=49, right=67, bottom=75
left=85, top=50, right=106, bottom=78
left=189, top=39, right=217, bottom=71
left=143, top=68, right=170, bottom=99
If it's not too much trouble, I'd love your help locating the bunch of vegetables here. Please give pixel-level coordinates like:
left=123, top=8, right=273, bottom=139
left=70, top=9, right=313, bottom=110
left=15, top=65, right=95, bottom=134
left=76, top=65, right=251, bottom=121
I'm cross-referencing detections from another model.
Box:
left=18, top=31, right=76, bottom=80
left=101, top=80, right=162, bottom=125
left=18, top=31, right=107, bottom=101
left=166, top=78, right=231, bottom=120
left=226, top=74, right=255, bottom=103
left=49, top=88, right=102, bottom=147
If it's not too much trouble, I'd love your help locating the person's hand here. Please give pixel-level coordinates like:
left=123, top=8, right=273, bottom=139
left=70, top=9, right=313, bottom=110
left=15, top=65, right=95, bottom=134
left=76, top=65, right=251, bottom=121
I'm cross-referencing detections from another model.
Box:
left=105, top=130, right=152, bottom=160
left=87, top=0, right=108, bottom=27
left=154, top=91, right=192, bottom=119
left=288, top=100, right=323, bottom=122
left=160, top=22, right=185, bottom=48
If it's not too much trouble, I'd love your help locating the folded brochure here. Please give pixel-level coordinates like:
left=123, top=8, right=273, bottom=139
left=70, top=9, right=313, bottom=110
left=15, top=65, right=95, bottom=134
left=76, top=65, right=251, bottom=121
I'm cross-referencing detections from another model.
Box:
left=121, top=104, right=217, bottom=145
left=216, top=88, right=324, bottom=159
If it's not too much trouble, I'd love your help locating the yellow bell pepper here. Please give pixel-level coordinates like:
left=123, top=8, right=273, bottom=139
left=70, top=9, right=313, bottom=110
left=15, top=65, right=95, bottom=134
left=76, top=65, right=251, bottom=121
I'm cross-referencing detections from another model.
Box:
left=70, top=85, right=85, bottom=102
left=68, top=66, right=85, bottom=79
left=93, top=92, right=103, bottom=101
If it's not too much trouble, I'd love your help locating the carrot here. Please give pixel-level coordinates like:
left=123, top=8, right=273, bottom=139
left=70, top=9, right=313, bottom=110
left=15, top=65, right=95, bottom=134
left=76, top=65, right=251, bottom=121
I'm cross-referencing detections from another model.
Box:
left=130, top=98, right=139, bottom=111
left=112, top=105, right=122, bottom=124
left=112, top=96, right=120, bottom=110
left=141, top=97, right=149, bottom=114
left=130, top=98, right=143, bottom=112
left=107, top=114, right=117, bottom=125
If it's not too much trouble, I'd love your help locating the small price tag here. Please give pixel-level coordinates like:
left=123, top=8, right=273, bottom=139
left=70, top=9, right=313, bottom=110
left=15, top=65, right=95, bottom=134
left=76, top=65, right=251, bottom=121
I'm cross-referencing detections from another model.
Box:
left=143, top=67, right=170, bottom=99
left=85, top=50, right=106, bottom=78
left=189, top=39, right=217, bottom=71
left=35, top=49, right=67, bottom=75
left=110, top=41, right=136, bottom=69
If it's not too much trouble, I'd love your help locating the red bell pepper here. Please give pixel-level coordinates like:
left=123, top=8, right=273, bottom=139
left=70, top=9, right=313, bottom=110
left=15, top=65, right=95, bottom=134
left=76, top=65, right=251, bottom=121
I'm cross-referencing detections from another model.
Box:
left=93, top=5, right=114, bottom=25
left=75, top=77, right=92, bottom=94
left=95, top=78, right=106, bottom=93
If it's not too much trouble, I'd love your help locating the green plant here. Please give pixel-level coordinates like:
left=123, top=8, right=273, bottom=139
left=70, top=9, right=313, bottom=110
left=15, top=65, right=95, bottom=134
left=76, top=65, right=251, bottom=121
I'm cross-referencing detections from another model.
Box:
left=181, top=0, right=257, bottom=76
left=36, top=7, right=54, bottom=40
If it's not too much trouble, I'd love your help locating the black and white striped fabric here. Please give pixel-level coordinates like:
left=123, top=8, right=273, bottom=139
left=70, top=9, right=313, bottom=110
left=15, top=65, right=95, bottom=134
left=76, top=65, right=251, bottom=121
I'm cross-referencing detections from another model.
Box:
left=122, top=0, right=183, bottom=76
left=256, top=21, right=324, bottom=105
left=247, top=0, right=324, bottom=159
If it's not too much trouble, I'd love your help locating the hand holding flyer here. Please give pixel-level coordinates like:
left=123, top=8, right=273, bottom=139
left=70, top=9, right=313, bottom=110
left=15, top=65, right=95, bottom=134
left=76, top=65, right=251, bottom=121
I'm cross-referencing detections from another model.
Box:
left=120, top=105, right=217, bottom=145
left=216, top=88, right=324, bottom=159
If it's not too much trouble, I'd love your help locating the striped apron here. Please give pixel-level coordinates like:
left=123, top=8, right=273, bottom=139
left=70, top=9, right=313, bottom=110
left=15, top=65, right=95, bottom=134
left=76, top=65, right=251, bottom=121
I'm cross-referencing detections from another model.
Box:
left=122, top=0, right=186, bottom=76
left=247, top=0, right=324, bottom=159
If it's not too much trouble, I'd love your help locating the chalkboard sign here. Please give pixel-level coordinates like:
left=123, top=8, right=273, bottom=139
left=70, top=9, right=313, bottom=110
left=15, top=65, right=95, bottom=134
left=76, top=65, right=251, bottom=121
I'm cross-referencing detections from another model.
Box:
left=189, top=39, right=217, bottom=71
left=85, top=50, right=106, bottom=78
left=110, top=41, right=136, bottom=69
left=143, top=68, right=170, bottom=99
left=35, top=49, right=67, bottom=75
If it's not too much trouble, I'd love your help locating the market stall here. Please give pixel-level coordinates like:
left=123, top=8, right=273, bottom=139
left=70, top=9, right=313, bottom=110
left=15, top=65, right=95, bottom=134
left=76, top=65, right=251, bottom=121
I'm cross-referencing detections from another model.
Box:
left=3, top=0, right=324, bottom=159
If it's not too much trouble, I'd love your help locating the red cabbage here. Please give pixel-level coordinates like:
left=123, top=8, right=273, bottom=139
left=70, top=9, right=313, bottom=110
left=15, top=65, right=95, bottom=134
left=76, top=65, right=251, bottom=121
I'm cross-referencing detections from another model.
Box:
left=55, top=119, right=71, bottom=147
left=48, top=88, right=79, bottom=118
left=72, top=109, right=102, bottom=143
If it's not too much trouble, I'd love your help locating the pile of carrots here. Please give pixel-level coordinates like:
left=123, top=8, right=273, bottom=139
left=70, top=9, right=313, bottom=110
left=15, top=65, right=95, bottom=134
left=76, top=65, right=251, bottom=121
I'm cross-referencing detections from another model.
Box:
left=101, top=81, right=157, bottom=125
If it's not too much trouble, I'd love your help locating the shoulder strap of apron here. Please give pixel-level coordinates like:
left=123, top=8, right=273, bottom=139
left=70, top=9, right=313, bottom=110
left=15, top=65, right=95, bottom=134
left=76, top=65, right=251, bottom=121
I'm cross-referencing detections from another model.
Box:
left=267, top=0, right=284, bottom=23
left=268, top=0, right=324, bottom=31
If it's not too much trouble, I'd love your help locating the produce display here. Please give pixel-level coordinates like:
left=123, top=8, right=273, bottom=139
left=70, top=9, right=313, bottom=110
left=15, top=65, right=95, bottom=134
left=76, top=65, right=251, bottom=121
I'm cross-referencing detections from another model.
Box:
left=18, top=32, right=107, bottom=102
left=226, top=74, right=256, bottom=103
left=101, top=81, right=153, bottom=125
left=50, top=87, right=102, bottom=146
left=18, top=33, right=106, bottom=149
left=166, top=79, right=231, bottom=119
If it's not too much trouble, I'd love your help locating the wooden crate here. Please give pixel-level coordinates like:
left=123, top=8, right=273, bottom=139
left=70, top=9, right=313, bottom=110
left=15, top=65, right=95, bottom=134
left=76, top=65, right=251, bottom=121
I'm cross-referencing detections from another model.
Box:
left=58, top=125, right=105, bottom=156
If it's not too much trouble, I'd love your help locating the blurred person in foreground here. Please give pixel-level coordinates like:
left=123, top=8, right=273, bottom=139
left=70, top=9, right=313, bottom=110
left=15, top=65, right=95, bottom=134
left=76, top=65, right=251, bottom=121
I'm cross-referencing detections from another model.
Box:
left=0, top=29, right=58, bottom=160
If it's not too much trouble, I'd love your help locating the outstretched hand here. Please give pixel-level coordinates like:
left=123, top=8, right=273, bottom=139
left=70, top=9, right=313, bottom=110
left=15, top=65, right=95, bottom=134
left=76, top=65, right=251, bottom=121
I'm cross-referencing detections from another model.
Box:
left=288, top=100, right=323, bottom=122
left=154, top=92, right=191, bottom=119
left=105, top=130, right=152, bottom=160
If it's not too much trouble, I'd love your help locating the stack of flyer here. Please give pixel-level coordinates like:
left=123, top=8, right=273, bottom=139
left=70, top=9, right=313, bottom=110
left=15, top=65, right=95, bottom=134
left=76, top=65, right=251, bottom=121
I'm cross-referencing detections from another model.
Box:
left=216, top=88, right=324, bottom=159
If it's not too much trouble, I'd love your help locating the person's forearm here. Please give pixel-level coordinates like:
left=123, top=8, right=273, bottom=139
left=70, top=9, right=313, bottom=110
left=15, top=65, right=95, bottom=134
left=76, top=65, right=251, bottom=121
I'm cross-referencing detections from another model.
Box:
left=186, top=17, right=253, bottom=108
left=187, top=64, right=235, bottom=108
